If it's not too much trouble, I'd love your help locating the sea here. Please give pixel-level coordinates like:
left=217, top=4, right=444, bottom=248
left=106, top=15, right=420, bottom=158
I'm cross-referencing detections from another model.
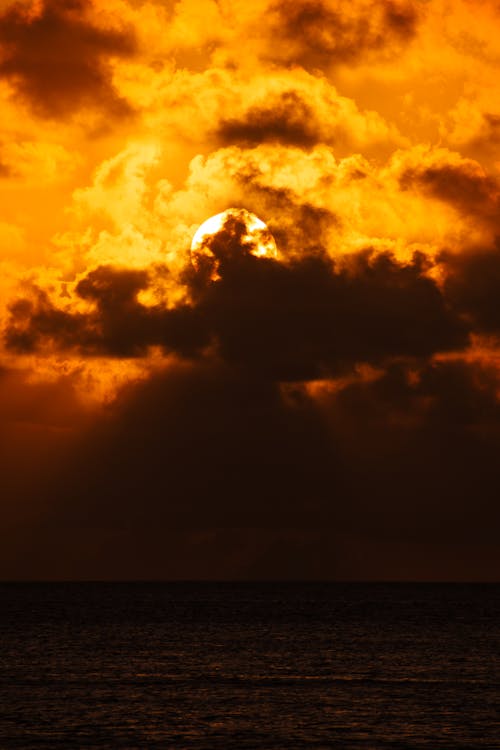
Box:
left=0, top=582, right=499, bottom=748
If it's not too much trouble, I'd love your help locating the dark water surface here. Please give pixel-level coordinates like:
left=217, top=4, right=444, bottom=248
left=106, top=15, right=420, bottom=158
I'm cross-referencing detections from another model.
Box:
left=0, top=582, right=499, bottom=748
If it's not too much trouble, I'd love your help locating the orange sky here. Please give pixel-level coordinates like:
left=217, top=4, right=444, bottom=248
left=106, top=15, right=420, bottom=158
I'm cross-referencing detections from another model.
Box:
left=2, top=0, right=500, bottom=579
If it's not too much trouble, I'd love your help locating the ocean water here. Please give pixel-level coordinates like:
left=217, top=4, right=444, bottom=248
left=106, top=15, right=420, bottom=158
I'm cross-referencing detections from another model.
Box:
left=0, top=582, right=499, bottom=749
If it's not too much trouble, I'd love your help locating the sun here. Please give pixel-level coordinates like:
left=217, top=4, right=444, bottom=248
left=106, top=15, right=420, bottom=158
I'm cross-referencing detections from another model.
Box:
left=190, top=208, right=278, bottom=276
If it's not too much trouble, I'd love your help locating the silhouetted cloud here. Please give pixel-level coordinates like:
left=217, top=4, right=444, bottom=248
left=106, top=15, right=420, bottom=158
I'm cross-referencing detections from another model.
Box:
left=442, top=245, right=500, bottom=334
left=0, top=0, right=136, bottom=116
left=0, top=364, right=86, bottom=529
left=3, top=251, right=500, bottom=576
left=190, top=232, right=466, bottom=379
left=311, top=358, right=500, bottom=546
left=45, top=359, right=336, bottom=530
left=35, top=355, right=500, bottom=562
left=5, top=267, right=208, bottom=358
left=5, top=219, right=467, bottom=377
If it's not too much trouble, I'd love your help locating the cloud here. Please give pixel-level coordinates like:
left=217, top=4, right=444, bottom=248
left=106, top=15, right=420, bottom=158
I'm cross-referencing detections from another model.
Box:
left=400, top=151, right=500, bottom=227
left=0, top=0, right=136, bottom=117
left=214, top=76, right=402, bottom=154
left=217, top=91, right=321, bottom=149
left=264, top=0, right=420, bottom=70
left=315, top=357, right=500, bottom=541
left=4, top=215, right=467, bottom=378
left=133, top=65, right=402, bottom=158
left=5, top=287, right=87, bottom=353
left=30, top=352, right=500, bottom=565
left=442, top=95, right=500, bottom=157
left=5, top=266, right=208, bottom=358
left=0, top=138, right=77, bottom=182
left=43, top=358, right=334, bottom=530
left=442, top=245, right=500, bottom=334
left=188, top=225, right=466, bottom=378
left=0, top=363, right=86, bottom=526
left=2, top=247, right=500, bottom=578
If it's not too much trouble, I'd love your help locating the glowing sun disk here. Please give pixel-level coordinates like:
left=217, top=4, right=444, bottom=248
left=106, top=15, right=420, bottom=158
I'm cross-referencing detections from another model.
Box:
left=190, top=208, right=278, bottom=269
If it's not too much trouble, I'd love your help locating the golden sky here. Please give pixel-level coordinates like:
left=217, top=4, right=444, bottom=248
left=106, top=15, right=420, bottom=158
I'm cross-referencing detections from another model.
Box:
left=2, top=0, right=500, bottom=579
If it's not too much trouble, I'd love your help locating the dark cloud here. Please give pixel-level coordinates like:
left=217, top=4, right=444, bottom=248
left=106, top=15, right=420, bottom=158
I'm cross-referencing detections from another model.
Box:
left=267, top=0, right=419, bottom=70
left=5, top=267, right=208, bottom=358
left=216, top=91, right=321, bottom=148
left=30, top=354, right=500, bottom=579
left=400, top=160, right=500, bottom=337
left=268, top=199, right=336, bottom=259
left=0, top=364, right=86, bottom=528
left=44, top=359, right=337, bottom=530
left=0, top=0, right=136, bottom=117
left=442, top=245, right=500, bottom=334
left=7, top=217, right=500, bottom=579
left=3, top=310, right=500, bottom=578
left=192, top=242, right=466, bottom=380
left=5, top=222, right=467, bottom=377
left=6, top=288, right=88, bottom=353
left=75, top=265, right=207, bottom=358
left=400, top=160, right=500, bottom=224
left=318, top=358, right=500, bottom=542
